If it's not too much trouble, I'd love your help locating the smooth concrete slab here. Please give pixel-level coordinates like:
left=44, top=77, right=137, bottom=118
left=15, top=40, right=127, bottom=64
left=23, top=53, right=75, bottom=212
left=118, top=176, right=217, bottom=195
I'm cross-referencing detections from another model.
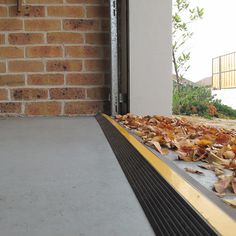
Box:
left=0, top=117, right=154, bottom=236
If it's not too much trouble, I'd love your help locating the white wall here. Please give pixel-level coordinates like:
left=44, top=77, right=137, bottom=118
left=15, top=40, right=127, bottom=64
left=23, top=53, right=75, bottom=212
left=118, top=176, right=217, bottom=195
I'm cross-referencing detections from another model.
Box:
left=129, top=0, right=172, bottom=115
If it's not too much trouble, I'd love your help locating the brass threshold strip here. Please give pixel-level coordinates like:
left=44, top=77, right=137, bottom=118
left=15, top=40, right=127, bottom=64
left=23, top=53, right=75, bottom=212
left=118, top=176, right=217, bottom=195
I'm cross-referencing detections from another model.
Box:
left=102, top=113, right=236, bottom=236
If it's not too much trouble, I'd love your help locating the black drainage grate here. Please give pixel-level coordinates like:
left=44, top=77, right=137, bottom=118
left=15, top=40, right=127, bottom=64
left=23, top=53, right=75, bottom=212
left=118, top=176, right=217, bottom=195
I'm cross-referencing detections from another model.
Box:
left=96, top=114, right=218, bottom=236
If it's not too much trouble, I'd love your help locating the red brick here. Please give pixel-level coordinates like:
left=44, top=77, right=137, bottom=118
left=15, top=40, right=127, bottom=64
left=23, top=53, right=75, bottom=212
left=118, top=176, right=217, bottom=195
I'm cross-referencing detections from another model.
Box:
left=0, top=34, right=4, bottom=44
left=103, top=46, right=110, bottom=59
left=11, top=88, right=48, bottom=100
left=25, top=20, right=61, bottom=31
left=0, top=6, right=7, bottom=17
left=0, top=47, right=24, bottom=58
left=63, top=19, right=99, bottom=31
left=28, top=74, right=64, bottom=85
left=50, top=88, right=85, bottom=100
left=86, top=6, right=109, bottom=18
left=64, top=101, right=103, bottom=115
left=8, top=61, right=44, bottom=72
left=87, top=87, right=108, bottom=100
left=0, top=19, right=23, bottom=31
left=26, top=46, right=62, bottom=58
left=104, top=73, right=110, bottom=85
left=8, top=33, right=44, bottom=45
left=9, top=6, right=45, bottom=17
left=66, top=0, right=102, bottom=3
left=26, top=0, right=63, bottom=3
left=66, top=73, right=104, bottom=85
left=0, top=0, right=109, bottom=117
left=25, top=102, right=61, bottom=116
left=85, top=59, right=109, bottom=72
left=0, top=0, right=16, bottom=3
left=101, top=19, right=110, bottom=31
left=0, top=103, right=21, bottom=114
left=0, top=75, right=25, bottom=86
left=47, top=32, right=83, bottom=44
left=47, top=60, right=82, bottom=72
left=86, top=33, right=109, bottom=45
left=65, top=46, right=102, bottom=58
left=66, top=0, right=100, bottom=3
left=48, top=6, right=85, bottom=17
left=0, top=62, right=6, bottom=73
left=0, top=89, right=8, bottom=100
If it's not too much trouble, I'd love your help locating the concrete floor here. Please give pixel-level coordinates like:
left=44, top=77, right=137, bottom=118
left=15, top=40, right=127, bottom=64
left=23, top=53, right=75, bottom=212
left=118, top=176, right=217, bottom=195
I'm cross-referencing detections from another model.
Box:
left=0, top=117, right=154, bottom=236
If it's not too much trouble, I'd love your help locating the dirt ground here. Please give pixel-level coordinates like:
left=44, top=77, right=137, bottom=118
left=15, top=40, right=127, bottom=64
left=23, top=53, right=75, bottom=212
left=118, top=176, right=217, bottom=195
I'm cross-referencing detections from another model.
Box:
left=177, top=115, right=236, bottom=130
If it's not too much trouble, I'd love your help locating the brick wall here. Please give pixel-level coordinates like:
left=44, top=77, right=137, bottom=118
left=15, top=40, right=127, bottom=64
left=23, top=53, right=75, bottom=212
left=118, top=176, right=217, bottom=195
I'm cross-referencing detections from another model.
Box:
left=0, top=0, right=110, bottom=116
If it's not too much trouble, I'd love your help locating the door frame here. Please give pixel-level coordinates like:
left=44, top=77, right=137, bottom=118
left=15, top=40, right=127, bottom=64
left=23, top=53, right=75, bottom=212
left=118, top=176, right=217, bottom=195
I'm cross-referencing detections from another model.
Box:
left=110, top=0, right=130, bottom=116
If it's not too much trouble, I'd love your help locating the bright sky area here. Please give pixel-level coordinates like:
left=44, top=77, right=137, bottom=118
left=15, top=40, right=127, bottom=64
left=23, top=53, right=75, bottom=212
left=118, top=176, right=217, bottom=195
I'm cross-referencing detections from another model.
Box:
left=184, top=0, right=236, bottom=108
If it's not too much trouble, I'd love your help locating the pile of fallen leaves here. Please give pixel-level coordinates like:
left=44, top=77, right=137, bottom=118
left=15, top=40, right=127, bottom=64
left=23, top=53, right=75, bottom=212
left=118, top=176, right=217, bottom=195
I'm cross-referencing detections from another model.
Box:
left=115, top=114, right=236, bottom=198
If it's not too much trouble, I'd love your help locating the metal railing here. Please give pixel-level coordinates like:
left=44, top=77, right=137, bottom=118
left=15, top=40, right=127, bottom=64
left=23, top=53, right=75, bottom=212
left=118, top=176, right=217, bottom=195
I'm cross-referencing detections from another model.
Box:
left=212, top=52, right=236, bottom=90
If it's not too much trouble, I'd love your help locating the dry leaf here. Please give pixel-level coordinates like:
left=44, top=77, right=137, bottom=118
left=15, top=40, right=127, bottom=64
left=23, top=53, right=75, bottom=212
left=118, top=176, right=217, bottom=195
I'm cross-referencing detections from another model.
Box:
left=150, top=141, right=164, bottom=155
left=161, top=148, right=169, bottom=155
left=115, top=114, right=236, bottom=206
left=215, top=192, right=226, bottom=198
left=231, top=145, right=236, bottom=154
left=177, top=151, right=193, bottom=161
left=198, top=163, right=224, bottom=176
left=216, top=134, right=231, bottom=144
left=207, top=152, right=230, bottom=165
left=148, top=118, right=159, bottom=125
left=232, top=178, right=236, bottom=194
left=214, top=175, right=233, bottom=194
left=224, top=160, right=236, bottom=170
left=214, top=168, right=225, bottom=176
left=223, top=199, right=236, bottom=208
left=146, top=125, right=158, bottom=133
left=198, top=164, right=216, bottom=171
left=184, top=167, right=204, bottom=175
left=223, top=151, right=235, bottom=159
left=196, top=139, right=213, bottom=146
left=152, top=136, right=164, bottom=143
left=115, top=114, right=236, bottom=172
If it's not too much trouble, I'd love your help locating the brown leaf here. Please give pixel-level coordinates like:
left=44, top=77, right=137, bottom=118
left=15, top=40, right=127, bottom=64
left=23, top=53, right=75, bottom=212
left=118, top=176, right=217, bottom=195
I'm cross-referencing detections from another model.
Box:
left=214, top=168, right=225, bottom=176
left=148, top=118, right=160, bottom=125
left=146, top=125, right=158, bottom=133
left=216, top=133, right=231, bottom=144
left=223, top=151, right=235, bottom=160
left=214, top=175, right=233, bottom=194
left=135, top=130, right=145, bottom=137
left=207, top=152, right=231, bottom=165
left=161, top=148, right=170, bottom=155
left=224, top=160, right=236, bottom=170
left=115, top=114, right=122, bottom=120
left=178, top=140, right=196, bottom=153
left=215, top=192, right=226, bottom=198
left=231, top=145, right=236, bottom=154
left=184, top=167, right=204, bottom=175
left=196, top=139, right=213, bottom=146
left=152, top=136, right=164, bottom=143
left=198, top=163, right=217, bottom=171
left=232, top=178, right=236, bottom=194
left=223, top=199, right=236, bottom=208
left=198, top=163, right=225, bottom=177
left=115, top=114, right=236, bottom=172
left=150, top=141, right=164, bottom=155
left=177, top=151, right=193, bottom=161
